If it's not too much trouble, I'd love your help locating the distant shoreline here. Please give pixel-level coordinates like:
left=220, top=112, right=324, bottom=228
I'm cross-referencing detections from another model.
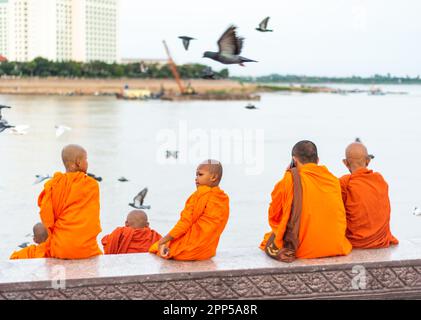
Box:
left=0, top=77, right=415, bottom=97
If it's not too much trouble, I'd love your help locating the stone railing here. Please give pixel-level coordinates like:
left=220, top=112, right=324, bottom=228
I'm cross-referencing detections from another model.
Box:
left=1, top=239, right=421, bottom=300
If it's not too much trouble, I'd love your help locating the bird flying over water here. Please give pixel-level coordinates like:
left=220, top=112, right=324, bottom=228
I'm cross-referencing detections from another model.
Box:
left=0, top=105, right=14, bottom=133
left=413, top=207, right=421, bottom=216
left=179, top=36, right=196, bottom=51
left=129, top=187, right=151, bottom=210
left=87, top=173, right=102, bottom=182
left=34, top=174, right=51, bottom=185
left=256, top=17, right=273, bottom=32
left=118, top=177, right=129, bottom=182
left=55, top=125, right=72, bottom=138
left=203, top=25, right=257, bottom=66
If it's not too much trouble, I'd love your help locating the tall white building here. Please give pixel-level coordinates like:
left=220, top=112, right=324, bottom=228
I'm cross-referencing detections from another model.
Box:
left=0, top=0, right=118, bottom=63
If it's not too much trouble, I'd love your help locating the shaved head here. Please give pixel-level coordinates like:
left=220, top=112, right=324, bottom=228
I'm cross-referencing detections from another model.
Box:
left=125, top=210, right=149, bottom=229
left=344, top=142, right=372, bottom=172
left=292, top=140, right=319, bottom=164
left=199, top=159, right=223, bottom=185
left=33, top=223, right=48, bottom=244
left=61, top=144, right=88, bottom=173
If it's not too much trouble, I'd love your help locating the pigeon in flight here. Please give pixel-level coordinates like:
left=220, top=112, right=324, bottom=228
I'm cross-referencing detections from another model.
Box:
left=55, top=125, right=72, bottom=138
left=34, top=174, right=51, bottom=185
left=166, top=150, right=179, bottom=159
left=87, top=173, right=102, bottom=182
left=245, top=103, right=258, bottom=110
left=179, top=36, right=196, bottom=51
left=256, top=17, right=273, bottom=32
left=413, top=207, right=421, bottom=216
left=0, top=105, right=14, bottom=133
left=118, top=177, right=129, bottom=182
left=129, top=187, right=151, bottom=210
left=203, top=25, right=257, bottom=66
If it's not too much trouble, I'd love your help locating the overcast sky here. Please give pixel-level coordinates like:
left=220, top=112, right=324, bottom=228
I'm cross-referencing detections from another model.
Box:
left=119, top=0, right=421, bottom=77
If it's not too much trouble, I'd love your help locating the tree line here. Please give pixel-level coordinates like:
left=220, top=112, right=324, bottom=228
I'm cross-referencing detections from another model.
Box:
left=0, top=57, right=229, bottom=79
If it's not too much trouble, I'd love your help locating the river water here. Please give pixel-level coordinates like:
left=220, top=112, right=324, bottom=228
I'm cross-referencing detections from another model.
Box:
left=1, top=84, right=420, bottom=260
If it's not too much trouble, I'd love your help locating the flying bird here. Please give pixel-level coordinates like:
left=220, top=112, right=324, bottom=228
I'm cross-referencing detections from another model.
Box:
left=413, top=207, right=421, bottom=216
left=166, top=150, right=179, bottom=159
left=34, top=174, right=51, bottom=185
left=203, top=25, right=257, bottom=66
left=256, top=17, right=273, bottom=32
left=179, top=36, right=196, bottom=51
left=55, top=125, right=72, bottom=138
left=0, top=105, right=14, bottom=133
left=245, top=103, right=258, bottom=110
left=87, top=173, right=102, bottom=182
left=118, top=177, right=129, bottom=182
left=129, top=187, right=151, bottom=210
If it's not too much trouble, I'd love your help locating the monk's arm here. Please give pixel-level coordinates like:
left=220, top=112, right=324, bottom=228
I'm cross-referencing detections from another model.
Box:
left=166, top=195, right=197, bottom=241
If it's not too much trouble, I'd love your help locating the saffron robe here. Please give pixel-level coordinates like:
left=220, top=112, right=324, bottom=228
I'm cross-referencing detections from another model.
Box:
left=38, top=172, right=102, bottom=259
left=340, top=168, right=399, bottom=249
left=260, top=163, right=352, bottom=259
left=10, top=243, right=47, bottom=260
left=150, top=186, right=230, bottom=261
left=102, top=226, right=162, bottom=254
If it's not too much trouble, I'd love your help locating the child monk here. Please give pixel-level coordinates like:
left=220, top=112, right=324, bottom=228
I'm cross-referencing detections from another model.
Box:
left=102, top=210, right=162, bottom=254
left=340, top=142, right=398, bottom=249
left=150, top=160, right=230, bottom=261
left=10, top=223, right=48, bottom=260
left=38, top=144, right=102, bottom=259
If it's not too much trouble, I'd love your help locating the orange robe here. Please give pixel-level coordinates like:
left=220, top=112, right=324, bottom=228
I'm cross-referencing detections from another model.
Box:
left=340, top=168, right=399, bottom=249
left=38, top=172, right=102, bottom=259
left=260, top=163, right=352, bottom=259
left=10, top=243, right=47, bottom=260
left=102, top=227, right=162, bottom=254
left=150, top=186, right=230, bottom=261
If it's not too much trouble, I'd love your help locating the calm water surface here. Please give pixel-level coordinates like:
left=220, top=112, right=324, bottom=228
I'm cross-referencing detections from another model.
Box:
left=1, top=84, right=420, bottom=260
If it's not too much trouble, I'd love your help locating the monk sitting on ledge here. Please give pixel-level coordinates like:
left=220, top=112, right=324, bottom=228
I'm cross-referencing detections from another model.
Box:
left=102, top=210, right=162, bottom=254
left=150, top=160, right=230, bottom=261
left=37, top=144, right=102, bottom=260
left=261, top=140, right=352, bottom=261
left=10, top=223, right=48, bottom=260
left=340, top=142, right=399, bottom=249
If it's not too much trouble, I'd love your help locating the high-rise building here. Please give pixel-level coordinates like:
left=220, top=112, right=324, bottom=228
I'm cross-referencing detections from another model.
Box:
left=0, top=0, right=118, bottom=63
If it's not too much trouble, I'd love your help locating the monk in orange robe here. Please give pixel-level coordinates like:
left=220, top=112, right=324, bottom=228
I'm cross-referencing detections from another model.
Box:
left=102, top=210, right=162, bottom=254
left=10, top=223, right=48, bottom=260
left=38, top=144, right=102, bottom=259
left=150, top=160, right=230, bottom=261
left=260, top=141, right=352, bottom=259
left=340, top=142, right=398, bottom=249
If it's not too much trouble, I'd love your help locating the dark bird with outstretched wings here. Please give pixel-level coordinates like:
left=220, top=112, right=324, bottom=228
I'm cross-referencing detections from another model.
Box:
left=256, top=17, right=273, bottom=32
left=129, top=187, right=151, bottom=210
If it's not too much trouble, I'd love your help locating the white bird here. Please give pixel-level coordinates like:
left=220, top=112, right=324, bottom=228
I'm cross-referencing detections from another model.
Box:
left=55, top=125, right=72, bottom=138
left=413, top=207, right=421, bottom=216
left=10, top=125, right=29, bottom=135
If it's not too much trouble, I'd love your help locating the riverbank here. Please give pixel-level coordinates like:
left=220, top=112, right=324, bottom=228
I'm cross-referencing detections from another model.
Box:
left=0, top=78, right=259, bottom=96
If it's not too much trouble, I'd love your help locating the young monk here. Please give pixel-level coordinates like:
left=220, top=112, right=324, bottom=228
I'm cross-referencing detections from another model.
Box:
left=340, top=142, right=399, bottom=249
left=150, top=160, right=230, bottom=261
left=10, top=223, right=48, bottom=260
left=102, top=210, right=162, bottom=254
left=38, top=144, right=102, bottom=259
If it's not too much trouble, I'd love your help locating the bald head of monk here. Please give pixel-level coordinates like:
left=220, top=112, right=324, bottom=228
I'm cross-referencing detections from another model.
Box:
left=196, top=159, right=223, bottom=188
left=291, top=140, right=319, bottom=168
left=125, top=210, right=149, bottom=229
left=343, top=142, right=372, bottom=173
left=33, top=223, right=48, bottom=245
left=61, top=144, right=88, bottom=173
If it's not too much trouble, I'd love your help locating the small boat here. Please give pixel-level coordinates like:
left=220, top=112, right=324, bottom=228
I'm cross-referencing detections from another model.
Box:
left=245, top=103, right=258, bottom=110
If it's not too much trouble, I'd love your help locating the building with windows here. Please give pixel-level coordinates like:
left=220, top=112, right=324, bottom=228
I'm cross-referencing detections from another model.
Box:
left=0, top=0, right=118, bottom=63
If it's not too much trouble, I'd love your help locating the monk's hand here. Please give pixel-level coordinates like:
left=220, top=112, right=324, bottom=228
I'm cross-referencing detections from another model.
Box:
left=159, top=243, right=170, bottom=258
